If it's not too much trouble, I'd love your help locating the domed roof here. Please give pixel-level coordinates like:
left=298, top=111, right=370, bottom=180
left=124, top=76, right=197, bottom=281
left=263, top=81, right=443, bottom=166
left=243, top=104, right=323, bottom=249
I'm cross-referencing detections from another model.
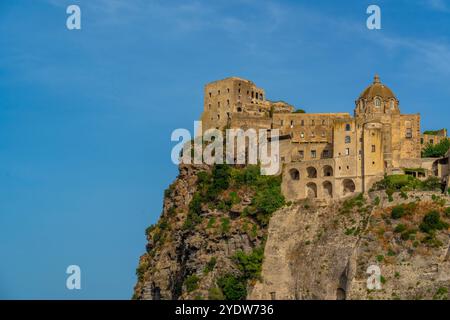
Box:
left=358, top=75, right=397, bottom=100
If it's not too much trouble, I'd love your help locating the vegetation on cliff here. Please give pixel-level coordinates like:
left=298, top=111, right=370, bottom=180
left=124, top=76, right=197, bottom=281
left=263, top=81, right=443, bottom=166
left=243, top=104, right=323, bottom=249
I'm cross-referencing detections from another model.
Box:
left=134, top=164, right=286, bottom=300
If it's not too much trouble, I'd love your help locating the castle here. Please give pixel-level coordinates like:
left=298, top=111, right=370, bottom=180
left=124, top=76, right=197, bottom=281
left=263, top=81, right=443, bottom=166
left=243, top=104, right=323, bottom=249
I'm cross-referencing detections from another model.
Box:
left=200, top=76, right=449, bottom=201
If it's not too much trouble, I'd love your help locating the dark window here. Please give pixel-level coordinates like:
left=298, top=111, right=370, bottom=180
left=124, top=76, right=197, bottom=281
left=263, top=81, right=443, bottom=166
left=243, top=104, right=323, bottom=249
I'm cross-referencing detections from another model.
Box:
left=311, top=150, right=317, bottom=158
left=406, top=128, right=413, bottom=139
left=345, top=124, right=351, bottom=131
left=371, top=145, right=376, bottom=152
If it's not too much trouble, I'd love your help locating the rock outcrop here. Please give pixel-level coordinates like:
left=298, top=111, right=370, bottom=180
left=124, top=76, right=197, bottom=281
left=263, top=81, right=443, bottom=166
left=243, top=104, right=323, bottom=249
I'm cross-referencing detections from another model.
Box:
left=134, top=165, right=450, bottom=300
left=250, top=191, right=450, bottom=300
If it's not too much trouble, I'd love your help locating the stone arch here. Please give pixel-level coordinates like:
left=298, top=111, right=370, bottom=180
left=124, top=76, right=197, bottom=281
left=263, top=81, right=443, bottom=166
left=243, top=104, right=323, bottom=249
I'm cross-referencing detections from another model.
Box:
left=307, top=167, right=317, bottom=178
left=336, top=288, right=346, bottom=300
left=289, top=168, right=300, bottom=180
left=323, top=181, right=333, bottom=198
left=342, top=179, right=356, bottom=196
left=323, top=165, right=333, bottom=177
left=306, top=182, right=317, bottom=198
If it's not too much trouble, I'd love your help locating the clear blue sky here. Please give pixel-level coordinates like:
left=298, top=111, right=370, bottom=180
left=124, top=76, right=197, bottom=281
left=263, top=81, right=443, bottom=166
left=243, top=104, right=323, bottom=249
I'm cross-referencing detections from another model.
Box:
left=1, top=0, right=449, bottom=299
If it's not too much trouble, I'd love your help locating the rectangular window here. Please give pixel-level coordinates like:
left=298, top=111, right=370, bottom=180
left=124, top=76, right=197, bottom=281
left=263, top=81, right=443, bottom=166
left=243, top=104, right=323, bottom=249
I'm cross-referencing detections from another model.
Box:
left=406, top=128, right=413, bottom=139
left=311, top=150, right=317, bottom=158
left=345, top=148, right=350, bottom=156
left=301, top=120, right=305, bottom=126
left=299, top=150, right=304, bottom=159
left=345, top=136, right=351, bottom=144
left=323, top=150, right=330, bottom=158
left=371, top=145, right=376, bottom=152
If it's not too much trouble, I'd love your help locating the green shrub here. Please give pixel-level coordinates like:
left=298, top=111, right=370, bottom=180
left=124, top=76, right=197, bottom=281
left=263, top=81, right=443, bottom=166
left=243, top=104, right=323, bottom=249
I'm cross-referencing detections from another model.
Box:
left=394, top=224, right=407, bottom=233
left=419, top=211, right=449, bottom=234
left=433, top=287, right=449, bottom=300
left=221, top=217, right=230, bottom=234
left=401, top=228, right=417, bottom=241
left=136, top=258, right=149, bottom=281
left=421, top=234, right=443, bottom=247
left=373, top=174, right=440, bottom=192
left=217, top=275, right=247, bottom=300
left=229, top=191, right=240, bottom=205
left=145, top=224, right=156, bottom=237
left=343, top=193, right=366, bottom=211
left=159, top=220, right=168, bottom=230
left=373, top=196, right=381, bottom=206
left=204, top=257, right=217, bottom=274
left=184, top=275, right=200, bottom=292
left=234, top=247, right=264, bottom=280
left=422, top=139, right=450, bottom=158
left=445, top=207, right=450, bottom=218
left=431, top=195, right=446, bottom=206
left=387, top=189, right=394, bottom=202
left=400, top=191, right=408, bottom=200
left=207, top=217, right=216, bottom=229
left=391, top=206, right=405, bottom=219
left=183, top=192, right=205, bottom=230
left=208, top=286, right=225, bottom=300
left=421, top=177, right=441, bottom=191
left=232, top=165, right=259, bottom=186
left=376, top=255, right=384, bottom=262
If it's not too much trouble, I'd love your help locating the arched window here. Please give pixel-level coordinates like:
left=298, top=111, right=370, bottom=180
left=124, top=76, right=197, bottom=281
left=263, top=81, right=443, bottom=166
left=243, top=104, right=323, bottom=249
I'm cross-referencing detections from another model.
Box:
left=375, top=98, right=381, bottom=107
left=390, top=100, right=395, bottom=109
left=345, top=136, right=351, bottom=144
left=289, top=169, right=300, bottom=181
left=323, top=166, right=333, bottom=177
left=306, top=183, right=317, bottom=198
left=343, top=179, right=356, bottom=195
left=307, top=167, right=317, bottom=178
left=323, top=181, right=333, bottom=198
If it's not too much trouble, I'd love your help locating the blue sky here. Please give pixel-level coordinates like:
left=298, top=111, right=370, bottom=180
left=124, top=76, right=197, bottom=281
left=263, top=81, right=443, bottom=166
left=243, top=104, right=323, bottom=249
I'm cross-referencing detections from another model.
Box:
left=0, top=0, right=449, bottom=299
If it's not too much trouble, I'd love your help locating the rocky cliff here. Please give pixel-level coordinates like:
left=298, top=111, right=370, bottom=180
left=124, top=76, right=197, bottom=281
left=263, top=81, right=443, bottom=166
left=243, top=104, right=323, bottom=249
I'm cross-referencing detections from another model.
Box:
left=133, top=165, right=450, bottom=300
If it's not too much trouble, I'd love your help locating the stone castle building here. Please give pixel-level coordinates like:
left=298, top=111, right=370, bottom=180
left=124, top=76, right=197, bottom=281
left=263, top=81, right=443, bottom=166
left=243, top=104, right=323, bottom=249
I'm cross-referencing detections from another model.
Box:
left=200, top=76, right=447, bottom=200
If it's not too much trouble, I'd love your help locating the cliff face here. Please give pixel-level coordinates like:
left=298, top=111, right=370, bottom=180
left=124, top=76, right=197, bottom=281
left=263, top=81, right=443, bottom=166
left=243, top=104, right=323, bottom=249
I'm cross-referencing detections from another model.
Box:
left=250, top=191, right=450, bottom=300
left=134, top=165, right=450, bottom=300
left=133, top=164, right=272, bottom=300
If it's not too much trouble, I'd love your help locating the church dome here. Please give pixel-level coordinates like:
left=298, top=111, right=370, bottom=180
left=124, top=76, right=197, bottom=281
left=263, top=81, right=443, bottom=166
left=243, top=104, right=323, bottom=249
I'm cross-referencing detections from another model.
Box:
left=358, top=74, right=397, bottom=101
